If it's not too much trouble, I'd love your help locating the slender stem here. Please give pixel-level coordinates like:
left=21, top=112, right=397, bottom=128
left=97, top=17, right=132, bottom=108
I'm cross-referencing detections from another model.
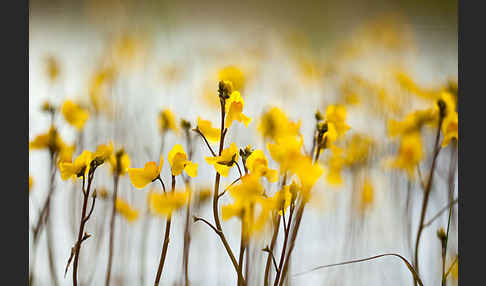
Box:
left=153, top=175, right=176, bottom=286
left=293, top=253, right=424, bottom=286
left=73, top=172, right=95, bottom=286
left=238, top=220, right=246, bottom=286
left=422, top=198, right=458, bottom=228
left=413, top=116, right=444, bottom=277
left=105, top=174, right=120, bottom=286
left=444, top=256, right=458, bottom=279
left=182, top=181, right=192, bottom=286
left=275, top=204, right=296, bottom=286
left=264, top=215, right=281, bottom=286
left=193, top=128, right=217, bottom=157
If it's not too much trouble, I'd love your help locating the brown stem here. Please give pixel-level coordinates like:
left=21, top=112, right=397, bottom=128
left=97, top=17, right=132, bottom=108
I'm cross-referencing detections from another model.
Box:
left=182, top=182, right=192, bottom=286
left=264, top=215, right=281, bottom=286
left=238, top=220, right=246, bottom=286
left=153, top=175, right=176, bottom=286
left=413, top=116, right=444, bottom=278
left=73, top=172, right=95, bottom=286
left=105, top=174, right=120, bottom=286
left=274, top=204, right=295, bottom=286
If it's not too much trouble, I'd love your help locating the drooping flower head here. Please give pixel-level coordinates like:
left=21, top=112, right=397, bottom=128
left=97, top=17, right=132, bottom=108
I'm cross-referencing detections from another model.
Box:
left=159, top=109, right=178, bottom=134
left=197, top=117, right=220, bottom=143
left=225, top=91, right=252, bottom=128
left=61, top=100, right=89, bottom=130
left=108, top=148, right=131, bottom=176
left=128, top=154, right=164, bottom=189
left=257, top=107, right=301, bottom=142
left=59, top=150, right=93, bottom=180
left=148, top=190, right=190, bottom=217
left=245, top=149, right=278, bottom=182
left=168, top=144, right=198, bottom=177
left=205, top=142, right=239, bottom=177
left=389, top=132, right=423, bottom=179
left=115, top=197, right=139, bottom=222
left=29, top=126, right=75, bottom=163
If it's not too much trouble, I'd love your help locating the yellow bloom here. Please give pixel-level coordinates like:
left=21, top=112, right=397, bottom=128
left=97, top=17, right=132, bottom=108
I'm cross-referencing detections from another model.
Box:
left=148, top=190, right=190, bottom=217
left=324, top=105, right=350, bottom=139
left=293, top=156, right=324, bottom=201
left=89, top=67, right=116, bottom=114
left=218, top=65, right=245, bottom=92
left=390, top=133, right=423, bottom=179
left=93, top=142, right=114, bottom=162
left=108, top=148, right=131, bottom=176
left=29, top=176, right=33, bottom=192
left=225, top=91, right=252, bottom=128
left=115, top=197, right=139, bottom=222
left=58, top=144, right=75, bottom=163
left=46, top=55, right=60, bottom=82
left=326, top=146, right=346, bottom=185
left=271, top=183, right=295, bottom=215
left=245, top=149, right=278, bottom=182
left=158, top=109, right=178, bottom=133
left=388, top=108, right=437, bottom=138
left=197, top=117, right=220, bottom=143
left=168, top=144, right=198, bottom=177
left=29, top=126, right=64, bottom=152
left=61, top=100, right=89, bottom=130
left=441, top=111, right=458, bottom=147
left=267, top=135, right=304, bottom=173
left=128, top=154, right=164, bottom=189
left=257, top=107, right=301, bottom=142
left=205, top=142, right=239, bottom=177
left=59, top=150, right=93, bottom=180
left=361, top=178, right=374, bottom=209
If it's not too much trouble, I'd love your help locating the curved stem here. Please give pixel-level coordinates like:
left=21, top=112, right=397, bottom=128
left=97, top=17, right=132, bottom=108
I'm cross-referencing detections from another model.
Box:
left=153, top=175, right=176, bottom=286
left=293, top=253, right=424, bottom=286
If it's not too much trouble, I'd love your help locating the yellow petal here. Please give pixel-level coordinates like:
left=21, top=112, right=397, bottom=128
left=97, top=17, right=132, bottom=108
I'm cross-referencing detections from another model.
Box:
left=184, top=161, right=198, bottom=177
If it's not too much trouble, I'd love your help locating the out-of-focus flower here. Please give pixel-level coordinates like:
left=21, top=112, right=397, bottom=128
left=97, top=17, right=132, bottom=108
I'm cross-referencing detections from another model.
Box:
left=59, top=150, right=93, bottom=180
left=324, top=105, right=350, bottom=139
left=159, top=109, right=178, bottom=134
left=257, top=107, right=300, bottom=142
left=205, top=142, right=239, bottom=177
left=168, top=144, right=198, bottom=177
left=108, top=148, right=131, bottom=176
left=388, top=108, right=437, bottom=138
left=149, top=190, right=190, bottom=217
left=61, top=100, right=89, bottom=130
left=225, top=91, right=252, bottom=128
left=292, top=156, right=324, bottom=201
left=389, top=133, right=423, bottom=179
left=218, top=65, right=245, bottom=92
left=441, top=111, right=458, bottom=147
left=93, top=142, right=114, bottom=163
left=89, top=66, right=116, bottom=114
left=245, top=149, right=278, bottom=182
left=197, top=117, right=220, bottom=143
left=128, top=154, right=164, bottom=189
left=267, top=135, right=304, bottom=173
left=360, top=177, right=374, bottom=209
left=29, top=126, right=74, bottom=163
left=326, top=146, right=346, bottom=185
left=115, top=197, right=139, bottom=222
left=46, top=55, right=60, bottom=83
left=196, top=188, right=212, bottom=204
left=29, top=176, right=33, bottom=192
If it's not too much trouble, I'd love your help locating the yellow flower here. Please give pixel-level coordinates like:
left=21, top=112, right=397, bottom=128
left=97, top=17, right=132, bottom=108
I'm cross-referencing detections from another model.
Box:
left=89, top=67, right=116, bottom=114
left=108, top=148, right=131, bottom=176
left=326, top=146, right=346, bottom=185
left=168, top=144, right=198, bottom=177
left=257, top=107, right=301, bottom=142
left=46, top=55, right=60, bottom=82
left=59, top=150, right=93, bottom=180
left=93, top=142, right=114, bottom=162
left=361, top=178, right=374, bottom=209
left=197, top=117, right=220, bottom=143
left=225, top=91, right=252, bottom=128
left=292, top=156, right=324, bottom=201
left=29, top=176, right=33, bottom=192
left=441, top=111, right=458, bottom=147
left=388, top=108, right=437, bottom=138
left=271, top=183, right=295, bottom=215
left=128, top=154, right=164, bottom=189
left=324, top=105, right=350, bottom=139
left=205, top=142, right=239, bottom=177
left=58, top=144, right=75, bottom=163
left=148, top=190, right=190, bottom=217
left=390, top=133, right=423, bottom=179
left=267, top=135, right=304, bottom=173
left=115, top=197, right=139, bottom=222
left=29, top=126, right=64, bottom=152
left=158, top=109, right=178, bottom=133
left=245, top=149, right=278, bottom=182
left=61, top=100, right=89, bottom=130
left=218, top=65, right=245, bottom=92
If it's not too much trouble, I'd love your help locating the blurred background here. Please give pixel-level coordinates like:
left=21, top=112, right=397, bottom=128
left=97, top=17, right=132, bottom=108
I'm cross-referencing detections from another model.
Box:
left=29, top=0, right=458, bottom=285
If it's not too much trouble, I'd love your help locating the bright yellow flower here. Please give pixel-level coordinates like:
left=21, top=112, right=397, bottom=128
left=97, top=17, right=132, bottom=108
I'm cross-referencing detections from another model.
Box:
left=197, top=117, right=220, bottom=143
left=148, top=190, right=190, bottom=217
left=218, top=65, right=245, bottom=92
left=441, top=111, right=458, bottom=147
left=58, top=144, right=75, bottom=163
left=245, top=149, right=278, bottom=182
left=205, top=142, right=239, bottom=177
left=93, top=142, right=114, bottom=162
left=225, top=91, right=252, bottom=128
left=267, top=135, right=304, bottom=173
left=168, top=144, right=198, bottom=177
left=324, top=105, right=350, bottom=139
left=29, top=176, right=33, bottom=192
left=388, top=108, right=437, bottom=138
left=390, top=133, right=423, bottom=179
left=115, top=197, right=139, bottom=222
left=29, top=126, right=64, bottom=152
left=271, top=183, right=295, bottom=215
left=59, top=150, right=93, bottom=180
left=326, top=146, right=346, bottom=185
left=61, top=100, right=89, bottom=130
left=158, top=109, right=178, bottom=133
left=257, top=107, right=301, bottom=141
left=108, top=148, right=131, bottom=176
left=128, top=154, right=164, bottom=189
left=293, top=156, right=324, bottom=201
